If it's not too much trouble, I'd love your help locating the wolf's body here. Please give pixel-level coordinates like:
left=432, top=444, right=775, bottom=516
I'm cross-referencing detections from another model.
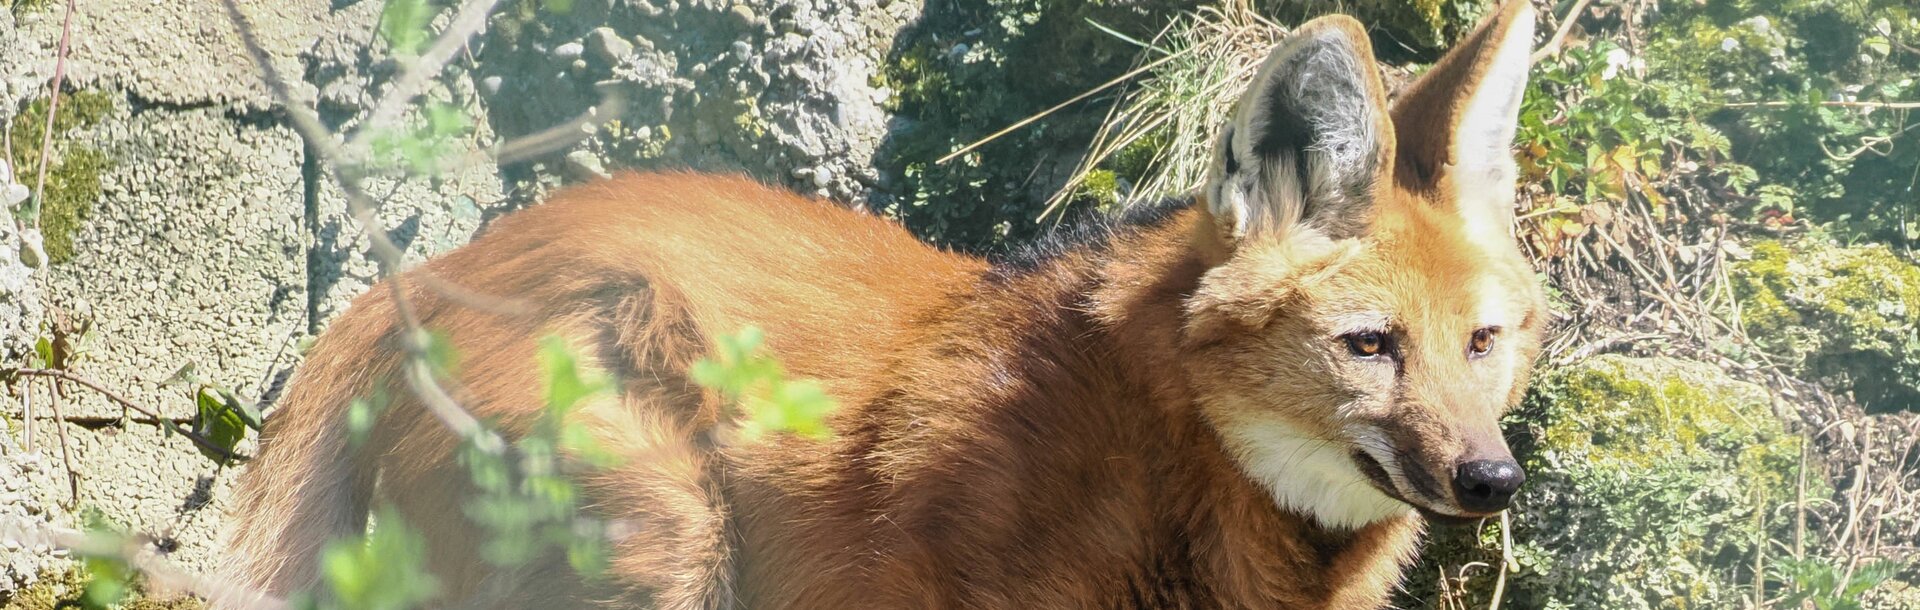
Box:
left=226, top=3, right=1545, bottom=608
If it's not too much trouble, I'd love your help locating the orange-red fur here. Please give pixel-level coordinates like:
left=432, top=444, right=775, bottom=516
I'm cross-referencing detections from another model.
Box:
left=227, top=3, right=1544, bottom=608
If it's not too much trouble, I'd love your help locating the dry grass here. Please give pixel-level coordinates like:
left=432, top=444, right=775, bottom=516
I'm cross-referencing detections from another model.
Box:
left=1038, top=0, right=1286, bottom=221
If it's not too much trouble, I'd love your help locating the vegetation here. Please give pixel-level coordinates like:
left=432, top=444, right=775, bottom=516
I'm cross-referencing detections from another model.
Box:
left=1733, top=240, right=1920, bottom=413
left=4, top=0, right=1917, bottom=607
left=6, top=91, right=113, bottom=264
left=1413, top=356, right=1810, bottom=608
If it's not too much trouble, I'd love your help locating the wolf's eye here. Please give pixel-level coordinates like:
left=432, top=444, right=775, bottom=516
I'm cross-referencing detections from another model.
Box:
left=1468, top=327, right=1497, bottom=357
left=1344, top=332, right=1388, bottom=358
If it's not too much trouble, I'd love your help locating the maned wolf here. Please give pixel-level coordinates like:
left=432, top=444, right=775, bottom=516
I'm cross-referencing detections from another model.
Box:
left=227, top=1, right=1542, bottom=608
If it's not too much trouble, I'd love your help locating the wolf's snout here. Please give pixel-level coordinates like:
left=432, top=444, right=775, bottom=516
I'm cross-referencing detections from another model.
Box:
left=1452, top=459, right=1524, bottom=513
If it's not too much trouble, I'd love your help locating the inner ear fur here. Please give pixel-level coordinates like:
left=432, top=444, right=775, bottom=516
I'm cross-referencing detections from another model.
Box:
left=1203, top=15, right=1395, bottom=249
left=1389, top=0, right=1538, bottom=199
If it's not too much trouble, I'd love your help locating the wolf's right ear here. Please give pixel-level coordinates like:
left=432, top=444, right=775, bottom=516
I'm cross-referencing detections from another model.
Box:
left=1202, top=16, right=1394, bottom=253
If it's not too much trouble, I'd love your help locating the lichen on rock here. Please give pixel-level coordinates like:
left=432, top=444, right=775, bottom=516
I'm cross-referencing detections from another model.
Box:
left=1, top=566, right=205, bottom=610
left=1733, top=239, right=1920, bottom=413
left=6, top=90, right=115, bottom=264
left=1409, top=355, right=1809, bottom=609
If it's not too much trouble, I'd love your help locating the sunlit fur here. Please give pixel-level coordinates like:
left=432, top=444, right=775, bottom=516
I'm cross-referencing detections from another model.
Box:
left=226, top=3, right=1542, bottom=608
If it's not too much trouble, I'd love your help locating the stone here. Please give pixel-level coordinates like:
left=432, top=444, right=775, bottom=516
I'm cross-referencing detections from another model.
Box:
left=564, top=150, right=612, bottom=181
left=586, top=27, right=634, bottom=65
left=1733, top=240, right=1920, bottom=413
left=729, top=4, right=758, bottom=29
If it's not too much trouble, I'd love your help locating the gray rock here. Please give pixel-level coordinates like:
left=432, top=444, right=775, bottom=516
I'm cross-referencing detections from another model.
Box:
left=553, top=41, right=585, bottom=62
left=586, top=27, right=634, bottom=65
left=729, top=4, right=758, bottom=29
left=564, top=150, right=612, bottom=181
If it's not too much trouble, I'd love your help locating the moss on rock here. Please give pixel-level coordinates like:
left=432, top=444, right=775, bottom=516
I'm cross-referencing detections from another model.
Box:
left=2, top=566, right=205, bottom=610
left=1732, top=239, right=1920, bottom=413
left=6, top=91, right=116, bottom=264
left=1407, top=355, right=1810, bottom=609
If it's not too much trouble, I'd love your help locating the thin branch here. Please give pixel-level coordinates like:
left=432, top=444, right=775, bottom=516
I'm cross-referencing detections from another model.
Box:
left=936, top=46, right=1193, bottom=165
left=491, top=84, right=627, bottom=166
left=1487, top=510, right=1517, bottom=610
left=221, top=0, right=505, bottom=453
left=1530, top=0, right=1594, bottom=63
left=28, top=0, right=78, bottom=221
left=48, top=377, right=79, bottom=508
left=8, top=368, right=248, bottom=462
left=21, top=371, right=33, bottom=452
left=346, top=0, right=505, bottom=155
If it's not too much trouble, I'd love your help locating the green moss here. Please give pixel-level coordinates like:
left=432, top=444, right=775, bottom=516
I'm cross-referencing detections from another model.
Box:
left=4, top=0, right=53, bottom=15
left=1074, top=169, right=1118, bottom=211
left=1732, top=239, right=1920, bottom=412
left=36, top=147, right=108, bottom=264
left=1406, top=355, right=1813, bottom=609
left=2, top=566, right=205, bottom=610
left=7, top=91, right=115, bottom=264
left=728, top=97, right=766, bottom=141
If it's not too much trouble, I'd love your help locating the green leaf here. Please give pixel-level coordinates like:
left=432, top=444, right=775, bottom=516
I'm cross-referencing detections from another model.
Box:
left=378, top=0, right=435, bottom=56
left=320, top=507, right=439, bottom=610
left=691, top=326, right=839, bottom=442
left=31, top=335, right=51, bottom=369
left=345, top=394, right=390, bottom=449
left=193, top=387, right=247, bottom=465
left=79, top=555, right=130, bottom=610
left=536, top=336, right=610, bottom=415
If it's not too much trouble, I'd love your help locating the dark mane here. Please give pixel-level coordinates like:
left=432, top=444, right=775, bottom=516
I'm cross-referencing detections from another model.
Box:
left=984, top=195, right=1196, bottom=280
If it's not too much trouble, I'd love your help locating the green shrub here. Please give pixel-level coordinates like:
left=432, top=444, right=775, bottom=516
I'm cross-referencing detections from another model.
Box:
left=1409, top=355, right=1810, bottom=609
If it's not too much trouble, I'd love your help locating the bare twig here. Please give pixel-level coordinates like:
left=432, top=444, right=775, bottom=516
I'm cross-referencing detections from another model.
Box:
left=21, top=373, right=33, bottom=452
left=1487, top=511, right=1517, bottom=610
left=1529, top=0, right=1594, bottom=63
left=490, top=84, right=626, bottom=166
left=48, top=378, right=79, bottom=507
left=345, top=0, right=505, bottom=155
left=221, top=0, right=505, bottom=453
left=1796, top=430, right=1809, bottom=560
left=8, top=368, right=248, bottom=462
left=1752, top=485, right=1767, bottom=608
left=936, top=47, right=1193, bottom=165
left=28, top=0, right=78, bottom=221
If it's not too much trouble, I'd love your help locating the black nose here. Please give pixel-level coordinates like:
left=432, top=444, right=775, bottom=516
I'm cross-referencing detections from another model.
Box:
left=1453, top=459, right=1525, bottom=513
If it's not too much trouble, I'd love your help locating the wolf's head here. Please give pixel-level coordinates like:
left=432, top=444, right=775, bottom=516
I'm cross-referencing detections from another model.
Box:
left=1181, top=0, right=1544, bottom=528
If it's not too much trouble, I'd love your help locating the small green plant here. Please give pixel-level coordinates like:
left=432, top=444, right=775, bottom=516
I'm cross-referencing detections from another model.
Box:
left=690, top=326, right=838, bottom=441
left=310, top=508, right=439, bottom=610
left=455, top=335, right=616, bottom=575
left=364, top=102, right=475, bottom=178
left=164, top=363, right=265, bottom=466
left=1046, top=3, right=1282, bottom=219
left=1774, top=557, right=1906, bottom=610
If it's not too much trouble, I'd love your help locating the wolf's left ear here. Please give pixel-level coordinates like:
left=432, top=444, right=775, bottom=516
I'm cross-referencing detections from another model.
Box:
left=1202, top=16, right=1393, bottom=252
left=1390, top=0, right=1536, bottom=240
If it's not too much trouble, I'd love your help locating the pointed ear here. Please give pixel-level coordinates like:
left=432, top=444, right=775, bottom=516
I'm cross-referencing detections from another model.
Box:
left=1202, top=16, right=1394, bottom=251
left=1390, top=0, right=1537, bottom=238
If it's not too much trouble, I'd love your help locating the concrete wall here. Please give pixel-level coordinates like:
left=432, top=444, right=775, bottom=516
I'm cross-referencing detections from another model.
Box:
left=0, top=0, right=915, bottom=595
